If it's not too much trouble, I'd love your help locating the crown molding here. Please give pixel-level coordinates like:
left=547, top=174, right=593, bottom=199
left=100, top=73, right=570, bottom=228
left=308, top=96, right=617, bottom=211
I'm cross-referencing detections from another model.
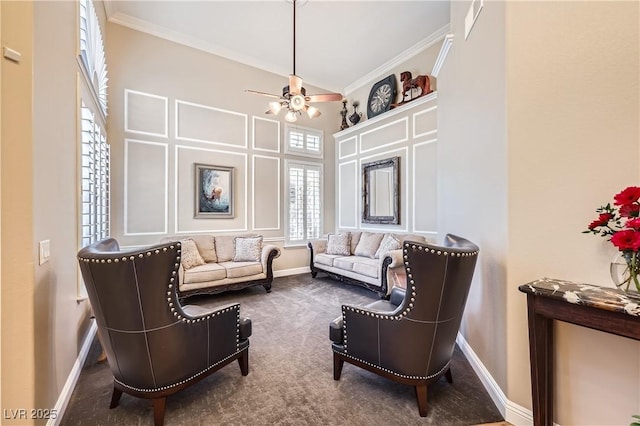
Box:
left=107, top=12, right=291, bottom=80
left=344, top=24, right=450, bottom=96
left=431, top=33, right=454, bottom=78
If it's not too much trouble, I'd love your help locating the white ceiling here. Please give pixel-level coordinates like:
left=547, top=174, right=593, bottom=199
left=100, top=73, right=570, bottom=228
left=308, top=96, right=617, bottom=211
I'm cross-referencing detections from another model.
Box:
left=104, top=1, right=450, bottom=94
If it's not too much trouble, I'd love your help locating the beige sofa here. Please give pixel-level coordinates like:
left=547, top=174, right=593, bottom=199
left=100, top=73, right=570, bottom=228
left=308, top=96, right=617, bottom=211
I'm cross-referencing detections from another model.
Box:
left=162, top=233, right=280, bottom=298
left=307, top=231, right=428, bottom=297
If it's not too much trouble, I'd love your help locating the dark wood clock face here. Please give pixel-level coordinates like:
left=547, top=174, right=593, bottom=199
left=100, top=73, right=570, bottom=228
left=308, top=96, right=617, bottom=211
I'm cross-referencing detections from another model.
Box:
left=367, top=75, right=397, bottom=119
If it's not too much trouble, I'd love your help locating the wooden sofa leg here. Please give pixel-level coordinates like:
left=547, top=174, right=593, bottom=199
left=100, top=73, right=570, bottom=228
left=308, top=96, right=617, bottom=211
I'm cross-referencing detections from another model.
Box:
left=109, top=386, right=123, bottom=409
left=238, top=351, right=249, bottom=376
left=153, top=397, right=167, bottom=426
left=333, top=353, right=344, bottom=380
left=263, top=283, right=272, bottom=293
left=415, top=383, right=428, bottom=417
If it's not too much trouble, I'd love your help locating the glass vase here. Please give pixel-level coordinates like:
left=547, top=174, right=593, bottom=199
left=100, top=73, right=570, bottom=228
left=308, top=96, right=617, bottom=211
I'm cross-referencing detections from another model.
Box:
left=610, top=251, right=640, bottom=292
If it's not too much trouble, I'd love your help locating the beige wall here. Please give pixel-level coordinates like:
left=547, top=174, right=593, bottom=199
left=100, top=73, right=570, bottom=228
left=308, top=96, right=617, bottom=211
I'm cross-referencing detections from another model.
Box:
left=441, top=0, right=639, bottom=424
left=106, top=23, right=341, bottom=272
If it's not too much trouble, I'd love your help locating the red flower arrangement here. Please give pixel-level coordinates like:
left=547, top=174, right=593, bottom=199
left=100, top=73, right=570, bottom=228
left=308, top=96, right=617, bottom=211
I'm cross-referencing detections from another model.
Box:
left=585, top=186, right=640, bottom=291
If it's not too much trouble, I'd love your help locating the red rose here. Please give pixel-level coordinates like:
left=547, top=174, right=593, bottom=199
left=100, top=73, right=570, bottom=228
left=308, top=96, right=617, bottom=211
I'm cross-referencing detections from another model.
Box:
left=620, top=203, right=640, bottom=218
left=611, top=230, right=640, bottom=251
left=627, top=218, right=640, bottom=230
left=588, top=212, right=613, bottom=229
left=614, top=186, right=640, bottom=205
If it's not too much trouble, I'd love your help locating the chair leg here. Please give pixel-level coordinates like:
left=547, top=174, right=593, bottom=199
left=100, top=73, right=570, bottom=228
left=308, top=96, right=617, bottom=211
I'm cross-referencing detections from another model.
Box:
left=415, top=383, right=428, bottom=417
left=153, top=397, right=167, bottom=426
left=238, top=351, right=249, bottom=376
left=445, top=368, right=453, bottom=383
left=109, top=386, right=123, bottom=409
left=333, top=353, right=344, bottom=380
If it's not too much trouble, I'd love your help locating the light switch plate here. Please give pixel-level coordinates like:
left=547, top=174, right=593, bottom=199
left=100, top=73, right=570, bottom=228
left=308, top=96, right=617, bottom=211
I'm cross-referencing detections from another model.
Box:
left=39, top=240, right=50, bottom=265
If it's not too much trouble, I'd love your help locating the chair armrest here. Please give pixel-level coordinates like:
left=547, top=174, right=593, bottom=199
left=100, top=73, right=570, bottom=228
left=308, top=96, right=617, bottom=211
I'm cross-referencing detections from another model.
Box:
left=385, top=249, right=404, bottom=268
left=329, top=317, right=343, bottom=344
left=239, top=317, right=252, bottom=340
left=389, top=287, right=406, bottom=306
left=181, top=302, right=240, bottom=320
left=261, top=244, right=281, bottom=270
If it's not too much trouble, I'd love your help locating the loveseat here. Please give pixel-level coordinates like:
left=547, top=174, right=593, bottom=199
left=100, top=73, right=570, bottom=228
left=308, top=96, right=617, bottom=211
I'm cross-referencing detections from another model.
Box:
left=162, top=234, right=280, bottom=298
left=307, top=231, right=428, bottom=297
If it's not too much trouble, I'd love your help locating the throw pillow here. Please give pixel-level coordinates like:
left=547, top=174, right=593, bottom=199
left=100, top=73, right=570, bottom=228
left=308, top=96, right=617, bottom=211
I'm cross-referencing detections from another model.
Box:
left=233, top=236, right=263, bottom=262
left=190, top=235, right=217, bottom=263
left=326, top=233, right=351, bottom=256
left=180, top=239, right=205, bottom=269
left=354, top=232, right=384, bottom=258
left=375, top=234, right=402, bottom=258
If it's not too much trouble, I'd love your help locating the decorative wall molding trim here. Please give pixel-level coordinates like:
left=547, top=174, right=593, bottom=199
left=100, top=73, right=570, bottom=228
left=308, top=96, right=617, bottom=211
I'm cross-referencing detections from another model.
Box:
left=175, top=99, right=248, bottom=148
left=124, top=89, right=168, bottom=138
left=252, top=116, right=281, bottom=153
left=432, top=33, right=454, bottom=78
left=344, top=24, right=450, bottom=95
left=48, top=322, right=97, bottom=426
left=412, top=138, right=438, bottom=235
left=359, top=117, right=408, bottom=155
left=251, top=155, right=281, bottom=231
left=337, top=160, right=358, bottom=229
left=412, top=105, right=438, bottom=139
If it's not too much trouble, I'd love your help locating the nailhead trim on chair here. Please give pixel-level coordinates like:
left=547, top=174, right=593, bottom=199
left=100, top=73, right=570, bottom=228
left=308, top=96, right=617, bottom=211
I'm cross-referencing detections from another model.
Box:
left=335, top=350, right=452, bottom=381
left=113, top=347, right=249, bottom=393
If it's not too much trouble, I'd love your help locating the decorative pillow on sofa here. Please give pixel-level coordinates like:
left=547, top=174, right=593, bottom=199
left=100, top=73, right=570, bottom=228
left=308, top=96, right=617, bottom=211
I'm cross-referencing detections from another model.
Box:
left=375, top=233, right=401, bottom=258
left=233, top=236, right=263, bottom=262
left=326, top=233, right=351, bottom=256
left=180, top=239, right=206, bottom=269
left=190, top=235, right=217, bottom=263
left=354, top=232, right=384, bottom=258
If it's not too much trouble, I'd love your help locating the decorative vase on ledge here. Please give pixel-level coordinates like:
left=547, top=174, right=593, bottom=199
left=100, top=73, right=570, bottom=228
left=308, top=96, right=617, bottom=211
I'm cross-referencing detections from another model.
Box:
left=610, top=251, right=640, bottom=292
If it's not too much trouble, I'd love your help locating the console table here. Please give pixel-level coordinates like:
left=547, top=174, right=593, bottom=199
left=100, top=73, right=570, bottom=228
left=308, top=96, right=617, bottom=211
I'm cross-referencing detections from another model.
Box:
left=519, top=278, right=640, bottom=426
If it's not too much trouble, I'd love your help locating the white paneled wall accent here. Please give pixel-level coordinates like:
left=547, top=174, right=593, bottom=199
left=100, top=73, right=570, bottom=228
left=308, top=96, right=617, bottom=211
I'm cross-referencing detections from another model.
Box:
left=338, top=136, right=357, bottom=159
left=252, top=116, right=280, bottom=153
left=359, top=117, right=408, bottom=154
left=124, top=139, right=168, bottom=235
left=338, top=160, right=358, bottom=229
left=252, top=155, right=281, bottom=231
left=174, top=145, right=248, bottom=234
left=124, top=89, right=168, bottom=138
left=175, top=100, right=248, bottom=148
left=412, top=139, right=438, bottom=235
left=334, top=93, right=437, bottom=237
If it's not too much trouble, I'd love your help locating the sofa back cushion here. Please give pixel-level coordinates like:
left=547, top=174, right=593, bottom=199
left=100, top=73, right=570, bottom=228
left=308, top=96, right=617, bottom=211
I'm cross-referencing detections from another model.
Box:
left=349, top=232, right=362, bottom=255
left=375, top=233, right=402, bottom=258
left=189, top=234, right=217, bottom=263
left=354, top=232, right=384, bottom=258
left=180, top=239, right=206, bottom=269
left=214, top=236, right=236, bottom=261
left=326, top=233, right=351, bottom=256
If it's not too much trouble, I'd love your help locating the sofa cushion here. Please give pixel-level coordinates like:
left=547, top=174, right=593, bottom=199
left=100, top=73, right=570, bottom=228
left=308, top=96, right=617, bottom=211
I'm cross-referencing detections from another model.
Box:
left=354, top=232, right=384, bottom=258
left=215, top=235, right=236, bottom=262
left=334, top=256, right=357, bottom=271
left=183, top=263, right=226, bottom=284
left=189, top=234, right=217, bottom=263
left=180, top=239, right=205, bottom=269
left=315, top=253, right=341, bottom=267
left=349, top=232, right=362, bottom=255
left=326, top=233, right=351, bottom=256
left=221, top=261, right=263, bottom=278
left=352, top=257, right=380, bottom=278
left=234, top=236, right=263, bottom=262
left=375, top=233, right=401, bottom=258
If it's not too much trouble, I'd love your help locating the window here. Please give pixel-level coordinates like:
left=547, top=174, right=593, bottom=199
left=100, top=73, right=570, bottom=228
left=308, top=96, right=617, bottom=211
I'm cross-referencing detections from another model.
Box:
left=78, top=0, right=109, bottom=250
left=285, top=160, right=323, bottom=245
left=80, top=103, right=110, bottom=247
left=285, top=124, right=323, bottom=158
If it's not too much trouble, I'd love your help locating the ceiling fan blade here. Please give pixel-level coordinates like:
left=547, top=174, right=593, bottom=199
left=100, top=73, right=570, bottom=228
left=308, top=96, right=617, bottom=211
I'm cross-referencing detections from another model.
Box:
left=289, top=75, right=303, bottom=95
left=305, top=93, right=344, bottom=103
left=245, top=89, right=281, bottom=99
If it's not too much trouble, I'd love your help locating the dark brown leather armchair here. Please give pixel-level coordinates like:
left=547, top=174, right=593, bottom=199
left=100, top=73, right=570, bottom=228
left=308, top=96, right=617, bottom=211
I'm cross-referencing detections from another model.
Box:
left=77, top=238, right=251, bottom=426
left=329, top=234, right=479, bottom=417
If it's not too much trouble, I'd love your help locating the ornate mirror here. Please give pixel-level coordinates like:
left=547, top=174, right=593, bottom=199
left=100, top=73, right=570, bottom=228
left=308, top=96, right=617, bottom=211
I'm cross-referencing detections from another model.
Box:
left=362, top=156, right=400, bottom=224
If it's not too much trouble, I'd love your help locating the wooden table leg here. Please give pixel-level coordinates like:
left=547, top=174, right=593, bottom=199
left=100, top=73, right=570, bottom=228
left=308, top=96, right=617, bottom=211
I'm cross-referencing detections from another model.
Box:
left=527, top=295, right=554, bottom=426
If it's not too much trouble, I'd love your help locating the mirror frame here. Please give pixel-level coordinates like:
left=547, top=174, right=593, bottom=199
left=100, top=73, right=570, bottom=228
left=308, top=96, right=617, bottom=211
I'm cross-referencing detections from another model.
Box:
left=362, top=156, right=400, bottom=225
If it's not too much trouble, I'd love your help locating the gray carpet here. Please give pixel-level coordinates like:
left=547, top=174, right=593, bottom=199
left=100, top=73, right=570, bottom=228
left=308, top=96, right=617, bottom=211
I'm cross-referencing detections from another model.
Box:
left=61, top=274, right=504, bottom=425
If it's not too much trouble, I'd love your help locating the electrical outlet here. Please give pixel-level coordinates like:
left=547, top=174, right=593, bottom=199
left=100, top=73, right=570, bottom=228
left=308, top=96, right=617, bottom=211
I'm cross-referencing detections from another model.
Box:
left=39, top=240, right=50, bottom=265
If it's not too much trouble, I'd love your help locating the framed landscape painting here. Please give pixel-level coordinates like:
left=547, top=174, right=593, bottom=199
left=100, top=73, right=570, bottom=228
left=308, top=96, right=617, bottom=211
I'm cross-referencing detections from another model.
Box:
left=195, top=163, right=234, bottom=218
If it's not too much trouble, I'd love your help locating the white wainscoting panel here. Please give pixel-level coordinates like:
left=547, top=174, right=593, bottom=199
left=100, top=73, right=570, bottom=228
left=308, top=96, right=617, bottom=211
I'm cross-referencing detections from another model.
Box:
left=339, top=136, right=358, bottom=159
left=124, top=139, right=168, bottom=235
left=124, top=89, right=168, bottom=138
left=359, top=117, right=408, bottom=154
left=412, top=140, right=438, bottom=234
left=413, top=105, right=438, bottom=139
left=252, top=155, right=280, bottom=231
left=252, top=116, right=280, bottom=153
left=175, top=100, right=247, bottom=148
left=338, top=160, right=358, bottom=229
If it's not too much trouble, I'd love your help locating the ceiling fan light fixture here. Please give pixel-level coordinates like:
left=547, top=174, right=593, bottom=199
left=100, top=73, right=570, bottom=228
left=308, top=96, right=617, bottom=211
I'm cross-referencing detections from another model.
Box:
left=306, top=106, right=321, bottom=119
left=285, top=110, right=298, bottom=122
left=268, top=101, right=283, bottom=115
left=290, top=94, right=305, bottom=111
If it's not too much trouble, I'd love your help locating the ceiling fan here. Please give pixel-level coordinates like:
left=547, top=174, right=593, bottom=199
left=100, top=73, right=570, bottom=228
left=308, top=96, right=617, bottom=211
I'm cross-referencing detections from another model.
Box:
left=245, top=0, right=343, bottom=122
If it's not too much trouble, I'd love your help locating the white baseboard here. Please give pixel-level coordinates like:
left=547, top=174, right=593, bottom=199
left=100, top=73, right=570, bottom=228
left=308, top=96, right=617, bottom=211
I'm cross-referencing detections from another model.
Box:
left=273, top=267, right=310, bottom=277
left=456, top=333, right=534, bottom=426
left=48, top=321, right=97, bottom=426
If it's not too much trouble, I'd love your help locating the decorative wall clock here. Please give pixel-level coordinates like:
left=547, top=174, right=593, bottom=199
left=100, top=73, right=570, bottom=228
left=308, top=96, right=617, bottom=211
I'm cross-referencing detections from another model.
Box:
left=367, top=74, right=397, bottom=119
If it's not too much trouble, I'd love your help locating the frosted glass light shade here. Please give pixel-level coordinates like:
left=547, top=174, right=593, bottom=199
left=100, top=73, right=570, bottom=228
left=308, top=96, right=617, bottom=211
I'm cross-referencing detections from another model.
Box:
left=290, top=94, right=305, bottom=111
left=285, top=110, right=298, bottom=122
left=306, top=106, right=321, bottom=119
left=269, top=102, right=283, bottom=115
